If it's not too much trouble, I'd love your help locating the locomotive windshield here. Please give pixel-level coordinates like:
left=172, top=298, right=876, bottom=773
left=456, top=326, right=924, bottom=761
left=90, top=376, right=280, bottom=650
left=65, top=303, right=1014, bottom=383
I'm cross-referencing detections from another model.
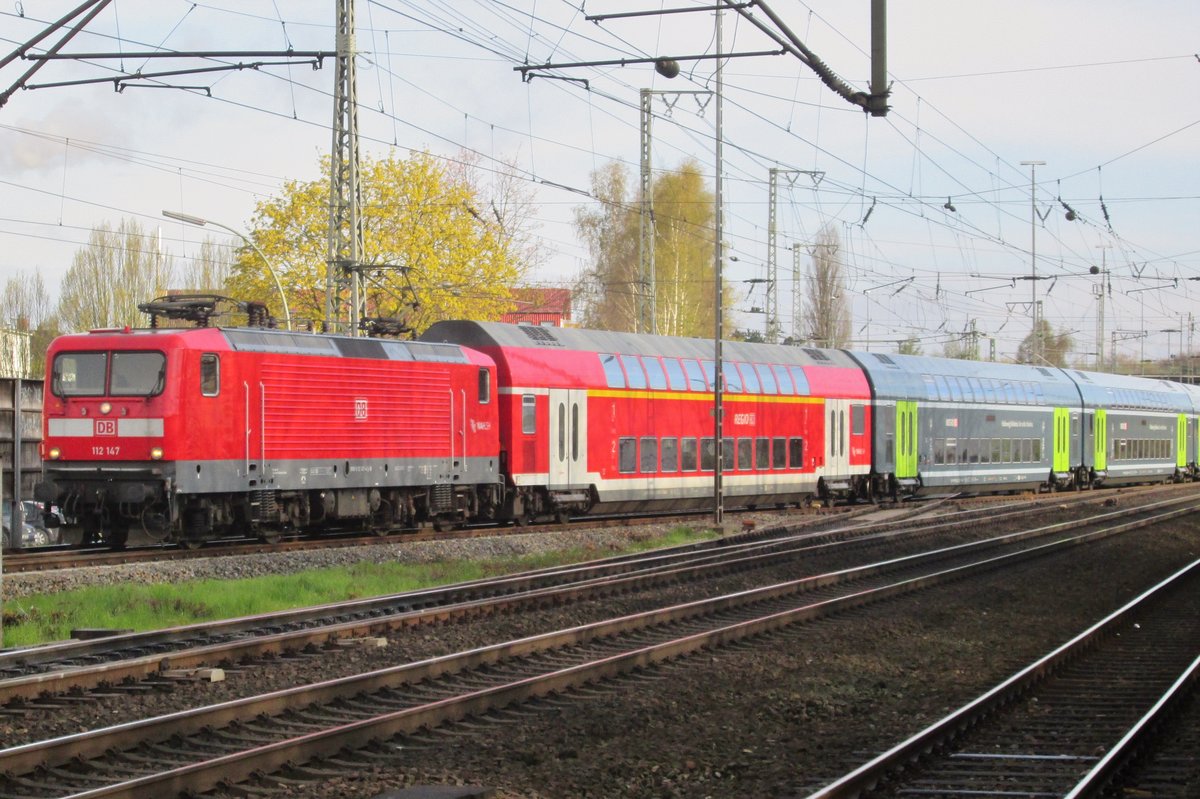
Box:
left=52, top=351, right=166, bottom=397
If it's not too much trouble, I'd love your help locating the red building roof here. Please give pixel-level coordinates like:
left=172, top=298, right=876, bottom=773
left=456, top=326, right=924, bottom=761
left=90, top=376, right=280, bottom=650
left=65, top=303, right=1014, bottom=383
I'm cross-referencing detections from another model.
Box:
left=500, top=287, right=573, bottom=327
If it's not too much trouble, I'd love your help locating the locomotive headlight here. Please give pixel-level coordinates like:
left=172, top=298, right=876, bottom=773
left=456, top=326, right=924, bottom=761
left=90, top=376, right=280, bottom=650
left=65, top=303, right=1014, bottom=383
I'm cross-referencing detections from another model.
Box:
left=150, top=447, right=164, bottom=460
left=99, top=402, right=112, bottom=414
left=48, top=447, right=61, bottom=460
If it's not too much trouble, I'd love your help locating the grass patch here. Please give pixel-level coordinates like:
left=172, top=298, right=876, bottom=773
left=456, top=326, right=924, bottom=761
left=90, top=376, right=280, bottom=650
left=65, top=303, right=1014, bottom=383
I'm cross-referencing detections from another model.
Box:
left=1, top=525, right=717, bottom=648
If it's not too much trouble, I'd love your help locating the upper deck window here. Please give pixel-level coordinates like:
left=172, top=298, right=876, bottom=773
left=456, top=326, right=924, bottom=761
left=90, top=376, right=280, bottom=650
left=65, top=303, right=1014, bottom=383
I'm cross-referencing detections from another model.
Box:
left=600, top=354, right=625, bottom=388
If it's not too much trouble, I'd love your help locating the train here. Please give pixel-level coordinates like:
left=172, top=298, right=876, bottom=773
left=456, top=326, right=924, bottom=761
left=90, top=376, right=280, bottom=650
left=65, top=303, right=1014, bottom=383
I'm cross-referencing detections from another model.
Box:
left=33, top=319, right=1199, bottom=548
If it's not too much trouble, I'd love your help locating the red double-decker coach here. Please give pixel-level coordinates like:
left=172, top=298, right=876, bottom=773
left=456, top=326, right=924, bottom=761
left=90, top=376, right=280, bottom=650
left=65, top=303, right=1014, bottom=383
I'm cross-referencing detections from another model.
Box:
left=422, top=321, right=873, bottom=521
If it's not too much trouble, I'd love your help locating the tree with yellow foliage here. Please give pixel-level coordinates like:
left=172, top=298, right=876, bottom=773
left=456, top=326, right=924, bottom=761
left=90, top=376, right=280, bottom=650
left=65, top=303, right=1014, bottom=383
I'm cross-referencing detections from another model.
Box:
left=225, top=151, right=529, bottom=333
left=574, top=158, right=729, bottom=338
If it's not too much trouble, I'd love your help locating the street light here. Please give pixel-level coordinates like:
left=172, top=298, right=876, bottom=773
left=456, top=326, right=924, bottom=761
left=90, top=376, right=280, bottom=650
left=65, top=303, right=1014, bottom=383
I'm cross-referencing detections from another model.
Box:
left=162, top=210, right=292, bottom=331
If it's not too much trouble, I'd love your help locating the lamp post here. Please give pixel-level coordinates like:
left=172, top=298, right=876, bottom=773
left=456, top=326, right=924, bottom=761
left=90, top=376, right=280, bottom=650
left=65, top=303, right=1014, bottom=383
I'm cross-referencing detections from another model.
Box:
left=1019, top=160, right=1045, bottom=363
left=162, top=210, right=292, bottom=331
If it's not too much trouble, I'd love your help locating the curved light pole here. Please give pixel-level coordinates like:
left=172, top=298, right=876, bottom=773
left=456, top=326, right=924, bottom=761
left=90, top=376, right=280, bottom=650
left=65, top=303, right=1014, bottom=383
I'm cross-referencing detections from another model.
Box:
left=162, top=210, right=292, bottom=331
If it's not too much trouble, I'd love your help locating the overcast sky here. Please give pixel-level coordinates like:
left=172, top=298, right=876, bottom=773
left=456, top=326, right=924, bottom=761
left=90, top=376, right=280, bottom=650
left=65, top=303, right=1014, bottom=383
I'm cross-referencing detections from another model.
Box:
left=1, top=1, right=1197, bottom=363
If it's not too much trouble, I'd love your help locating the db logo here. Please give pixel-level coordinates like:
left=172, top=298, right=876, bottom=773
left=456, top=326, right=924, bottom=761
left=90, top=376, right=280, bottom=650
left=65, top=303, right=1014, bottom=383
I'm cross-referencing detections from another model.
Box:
left=95, top=419, right=117, bottom=436
left=354, top=398, right=369, bottom=420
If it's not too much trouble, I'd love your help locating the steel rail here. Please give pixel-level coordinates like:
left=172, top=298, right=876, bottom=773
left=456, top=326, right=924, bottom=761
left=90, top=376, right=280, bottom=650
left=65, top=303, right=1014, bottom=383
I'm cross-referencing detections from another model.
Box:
left=0, top=493, right=1178, bottom=707
left=802, top=557, right=1200, bottom=799
left=0, top=501, right=1193, bottom=797
left=1064, top=651, right=1200, bottom=797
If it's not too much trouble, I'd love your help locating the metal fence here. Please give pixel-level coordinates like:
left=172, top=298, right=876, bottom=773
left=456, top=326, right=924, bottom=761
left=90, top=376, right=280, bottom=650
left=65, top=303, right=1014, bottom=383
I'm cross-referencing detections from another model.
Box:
left=1, top=377, right=43, bottom=547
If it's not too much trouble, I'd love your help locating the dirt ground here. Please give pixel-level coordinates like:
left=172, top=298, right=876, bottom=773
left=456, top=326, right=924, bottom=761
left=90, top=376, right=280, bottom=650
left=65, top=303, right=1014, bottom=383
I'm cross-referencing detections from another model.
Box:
left=226, top=513, right=1200, bottom=798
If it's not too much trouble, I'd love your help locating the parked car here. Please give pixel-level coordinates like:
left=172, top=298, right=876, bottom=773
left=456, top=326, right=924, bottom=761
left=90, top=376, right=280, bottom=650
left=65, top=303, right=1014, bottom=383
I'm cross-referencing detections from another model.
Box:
left=2, top=500, right=60, bottom=549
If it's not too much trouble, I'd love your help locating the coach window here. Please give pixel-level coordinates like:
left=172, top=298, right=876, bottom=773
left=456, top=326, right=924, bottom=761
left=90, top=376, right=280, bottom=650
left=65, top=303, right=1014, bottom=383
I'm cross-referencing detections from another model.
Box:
left=683, top=359, right=707, bottom=391
left=918, top=374, right=933, bottom=401
left=772, top=365, right=794, bottom=394
left=621, top=355, right=648, bottom=390
left=600, top=354, right=625, bottom=388
left=477, top=368, right=490, bottom=404
left=661, top=438, right=678, bottom=472
left=522, top=394, right=537, bottom=435
left=1001, top=439, right=1012, bottom=462
left=933, top=438, right=945, bottom=465
left=772, top=438, right=787, bottom=468
left=788, top=366, right=810, bottom=395
left=702, top=360, right=718, bottom=392
left=200, top=353, right=220, bottom=397
left=756, top=364, right=778, bottom=394
left=1020, top=439, right=1032, bottom=463
left=700, top=438, right=716, bottom=471
left=618, top=438, right=637, bottom=473
left=680, top=438, right=698, bottom=471
left=663, top=358, right=688, bottom=391
left=945, top=438, right=958, bottom=464
left=756, top=437, right=770, bottom=469
left=644, top=356, right=668, bottom=390
left=737, top=439, right=753, bottom=470
left=558, top=403, right=566, bottom=462
left=991, top=438, right=1002, bottom=464
left=572, top=404, right=580, bottom=461
left=788, top=438, right=804, bottom=469
left=850, top=404, right=865, bottom=436
left=640, top=438, right=658, bottom=473
left=722, top=362, right=742, bottom=393
left=723, top=438, right=735, bottom=471
left=739, top=363, right=761, bottom=394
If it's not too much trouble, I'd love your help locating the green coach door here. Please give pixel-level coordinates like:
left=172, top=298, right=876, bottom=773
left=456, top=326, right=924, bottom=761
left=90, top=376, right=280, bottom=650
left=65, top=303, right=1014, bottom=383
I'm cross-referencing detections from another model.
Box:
left=896, top=401, right=918, bottom=479
left=1053, top=407, right=1071, bottom=474
left=1178, top=413, right=1188, bottom=470
left=1093, top=409, right=1107, bottom=472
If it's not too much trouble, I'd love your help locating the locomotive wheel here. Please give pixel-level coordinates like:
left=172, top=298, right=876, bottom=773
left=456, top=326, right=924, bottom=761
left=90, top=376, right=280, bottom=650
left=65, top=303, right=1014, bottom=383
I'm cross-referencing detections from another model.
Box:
left=108, top=524, right=129, bottom=551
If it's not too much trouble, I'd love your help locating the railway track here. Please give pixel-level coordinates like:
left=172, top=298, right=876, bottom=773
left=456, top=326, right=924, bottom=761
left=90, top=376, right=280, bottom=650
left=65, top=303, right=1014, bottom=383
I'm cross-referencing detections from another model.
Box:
left=0, top=504, right=851, bottom=574
left=0, top=494, right=1195, bottom=797
left=802, top=557, right=1200, bottom=799
left=0, top=483, right=1142, bottom=574
left=0, top=490, right=1140, bottom=707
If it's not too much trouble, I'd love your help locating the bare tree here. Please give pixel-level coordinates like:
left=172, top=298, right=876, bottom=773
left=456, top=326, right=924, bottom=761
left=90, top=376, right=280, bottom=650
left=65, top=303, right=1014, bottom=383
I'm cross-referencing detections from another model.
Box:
left=176, top=236, right=234, bottom=293
left=58, top=219, right=174, bottom=331
left=2, top=271, right=59, bottom=377
left=801, top=225, right=851, bottom=348
left=1016, top=318, right=1073, bottom=366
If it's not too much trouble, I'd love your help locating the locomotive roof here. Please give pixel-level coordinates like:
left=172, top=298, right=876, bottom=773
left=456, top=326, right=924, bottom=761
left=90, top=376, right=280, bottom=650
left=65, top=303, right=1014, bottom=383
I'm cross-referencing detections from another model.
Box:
left=422, top=320, right=862, bottom=369
left=53, top=326, right=475, bottom=365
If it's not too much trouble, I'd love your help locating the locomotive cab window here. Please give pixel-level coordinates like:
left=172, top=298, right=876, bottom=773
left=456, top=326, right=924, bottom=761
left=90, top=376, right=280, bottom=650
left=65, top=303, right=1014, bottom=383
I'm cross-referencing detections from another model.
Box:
left=111, top=352, right=166, bottom=397
left=52, top=351, right=107, bottom=397
left=200, top=353, right=220, bottom=397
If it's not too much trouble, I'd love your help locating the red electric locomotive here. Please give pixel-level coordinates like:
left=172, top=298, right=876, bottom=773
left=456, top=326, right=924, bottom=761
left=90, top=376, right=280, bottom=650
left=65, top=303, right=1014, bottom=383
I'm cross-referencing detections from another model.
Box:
left=37, top=326, right=503, bottom=546
left=422, top=321, right=873, bottom=520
